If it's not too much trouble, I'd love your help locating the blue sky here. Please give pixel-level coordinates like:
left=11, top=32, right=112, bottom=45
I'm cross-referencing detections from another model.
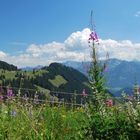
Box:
left=0, top=0, right=140, bottom=67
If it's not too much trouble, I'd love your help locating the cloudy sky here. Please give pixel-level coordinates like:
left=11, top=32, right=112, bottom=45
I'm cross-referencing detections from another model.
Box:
left=0, top=0, right=140, bottom=67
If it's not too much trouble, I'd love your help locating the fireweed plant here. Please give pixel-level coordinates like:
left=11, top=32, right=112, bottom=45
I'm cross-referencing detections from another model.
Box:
left=88, top=29, right=109, bottom=109
left=86, top=14, right=140, bottom=139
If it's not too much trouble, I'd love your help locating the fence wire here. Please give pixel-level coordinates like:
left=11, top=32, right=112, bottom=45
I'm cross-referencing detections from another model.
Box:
left=0, top=85, right=90, bottom=107
left=0, top=85, right=134, bottom=107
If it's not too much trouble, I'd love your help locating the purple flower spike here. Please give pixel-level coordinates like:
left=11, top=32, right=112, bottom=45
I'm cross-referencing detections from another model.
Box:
left=89, top=31, right=99, bottom=42
left=7, top=88, right=14, bottom=98
left=0, top=95, right=3, bottom=101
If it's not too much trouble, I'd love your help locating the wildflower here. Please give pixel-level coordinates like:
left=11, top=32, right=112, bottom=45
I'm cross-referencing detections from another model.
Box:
left=11, top=110, right=17, bottom=117
left=82, top=89, right=88, bottom=97
left=0, top=94, right=3, bottom=101
left=17, top=89, right=21, bottom=97
left=89, top=31, right=98, bottom=41
left=23, top=93, right=29, bottom=101
left=34, top=92, right=39, bottom=104
left=139, top=87, right=140, bottom=93
left=106, top=99, right=113, bottom=107
left=88, top=31, right=99, bottom=44
left=7, top=88, right=14, bottom=98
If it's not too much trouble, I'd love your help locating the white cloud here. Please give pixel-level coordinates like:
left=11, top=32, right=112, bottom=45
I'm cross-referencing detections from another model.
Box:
left=1, top=28, right=140, bottom=67
left=64, top=28, right=90, bottom=51
left=135, top=11, right=140, bottom=17
left=99, top=39, right=140, bottom=61
left=0, top=51, right=7, bottom=58
left=26, top=42, right=65, bottom=57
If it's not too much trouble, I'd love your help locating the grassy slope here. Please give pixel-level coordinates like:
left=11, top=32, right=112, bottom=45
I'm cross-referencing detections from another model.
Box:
left=48, top=75, right=67, bottom=88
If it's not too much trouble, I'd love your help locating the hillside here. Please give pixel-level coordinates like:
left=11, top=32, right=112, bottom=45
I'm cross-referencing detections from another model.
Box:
left=0, top=62, right=90, bottom=102
left=0, top=60, right=17, bottom=71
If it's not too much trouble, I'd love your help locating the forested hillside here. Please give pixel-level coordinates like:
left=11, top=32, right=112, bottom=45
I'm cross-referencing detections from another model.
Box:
left=0, top=60, right=17, bottom=71
left=0, top=61, right=90, bottom=101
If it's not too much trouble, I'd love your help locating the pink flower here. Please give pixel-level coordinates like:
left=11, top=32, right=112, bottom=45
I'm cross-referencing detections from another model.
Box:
left=0, top=86, right=3, bottom=101
left=138, top=87, right=140, bottom=93
left=7, top=88, right=14, bottom=98
left=106, top=99, right=113, bottom=107
left=88, top=32, right=99, bottom=42
left=0, top=95, right=3, bottom=101
left=82, top=89, right=88, bottom=97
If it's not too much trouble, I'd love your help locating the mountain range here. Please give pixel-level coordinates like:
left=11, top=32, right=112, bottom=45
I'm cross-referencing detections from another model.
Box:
left=64, top=59, right=140, bottom=96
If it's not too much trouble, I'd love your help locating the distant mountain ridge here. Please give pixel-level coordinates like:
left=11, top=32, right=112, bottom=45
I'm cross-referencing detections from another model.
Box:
left=63, top=59, right=140, bottom=95
left=21, top=65, right=43, bottom=71
left=106, top=60, right=140, bottom=88
left=63, top=59, right=123, bottom=76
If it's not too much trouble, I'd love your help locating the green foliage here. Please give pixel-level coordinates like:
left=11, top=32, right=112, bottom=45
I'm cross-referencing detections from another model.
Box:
left=86, top=30, right=140, bottom=140
left=0, top=101, right=90, bottom=140
left=0, top=99, right=140, bottom=139
left=87, top=103, right=140, bottom=140
left=88, top=41, right=108, bottom=110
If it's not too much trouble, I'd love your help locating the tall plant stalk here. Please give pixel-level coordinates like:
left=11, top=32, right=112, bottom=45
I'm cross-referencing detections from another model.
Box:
left=88, top=13, right=109, bottom=110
